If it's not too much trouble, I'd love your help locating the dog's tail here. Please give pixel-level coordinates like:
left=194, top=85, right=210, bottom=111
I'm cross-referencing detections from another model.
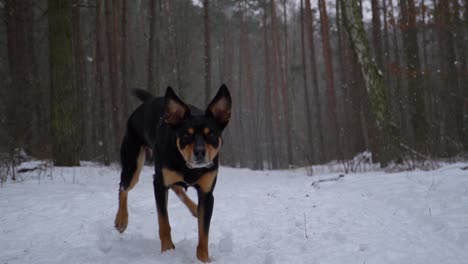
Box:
left=132, top=89, right=154, bottom=102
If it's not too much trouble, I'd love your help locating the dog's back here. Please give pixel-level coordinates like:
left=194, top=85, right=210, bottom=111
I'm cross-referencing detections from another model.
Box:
left=126, top=91, right=165, bottom=148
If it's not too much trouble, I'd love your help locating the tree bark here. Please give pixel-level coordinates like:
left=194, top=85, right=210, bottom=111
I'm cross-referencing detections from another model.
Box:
left=148, top=0, right=158, bottom=92
left=203, top=0, right=212, bottom=105
left=318, top=0, right=340, bottom=159
left=371, top=0, right=383, bottom=68
left=49, top=0, right=80, bottom=166
left=304, top=0, right=325, bottom=162
left=5, top=0, right=37, bottom=152
left=399, top=0, right=429, bottom=153
left=300, top=0, right=314, bottom=162
left=262, top=0, right=277, bottom=168
left=342, top=0, right=400, bottom=165
left=95, top=0, right=111, bottom=165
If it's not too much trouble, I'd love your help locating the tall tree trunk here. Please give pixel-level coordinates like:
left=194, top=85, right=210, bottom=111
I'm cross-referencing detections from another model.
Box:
left=371, top=0, right=383, bottom=68
left=121, top=0, right=129, bottom=116
left=300, top=0, right=314, bottom=162
left=72, top=0, right=86, bottom=159
left=203, top=0, right=212, bottom=105
left=262, top=0, right=277, bottom=168
left=240, top=0, right=260, bottom=169
left=105, top=0, right=119, bottom=158
left=399, top=0, right=429, bottom=153
left=49, top=0, right=80, bottom=166
left=148, top=0, right=158, bottom=92
left=95, top=0, right=111, bottom=165
left=388, top=0, right=404, bottom=132
left=435, top=0, right=464, bottom=153
left=304, top=0, right=325, bottom=162
left=164, top=0, right=182, bottom=96
left=5, top=0, right=37, bottom=152
left=269, top=0, right=289, bottom=167
left=318, top=0, right=340, bottom=160
left=342, top=0, right=400, bottom=166
left=451, top=0, right=468, bottom=151
left=281, top=0, right=293, bottom=166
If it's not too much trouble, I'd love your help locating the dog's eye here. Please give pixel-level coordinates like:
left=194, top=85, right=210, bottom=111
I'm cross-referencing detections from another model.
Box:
left=182, top=132, right=192, bottom=140
left=207, top=132, right=217, bottom=141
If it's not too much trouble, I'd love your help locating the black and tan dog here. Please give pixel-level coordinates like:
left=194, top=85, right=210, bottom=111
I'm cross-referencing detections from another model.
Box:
left=114, top=85, right=231, bottom=262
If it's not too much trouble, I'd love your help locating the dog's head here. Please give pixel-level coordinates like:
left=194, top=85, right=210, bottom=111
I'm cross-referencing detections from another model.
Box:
left=163, top=84, right=231, bottom=169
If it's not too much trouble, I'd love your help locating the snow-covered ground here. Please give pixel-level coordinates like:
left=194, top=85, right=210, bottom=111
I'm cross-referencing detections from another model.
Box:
left=1, top=162, right=468, bottom=264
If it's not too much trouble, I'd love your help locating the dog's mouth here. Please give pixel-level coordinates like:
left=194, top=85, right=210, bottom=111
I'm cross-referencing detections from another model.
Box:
left=186, top=161, right=214, bottom=169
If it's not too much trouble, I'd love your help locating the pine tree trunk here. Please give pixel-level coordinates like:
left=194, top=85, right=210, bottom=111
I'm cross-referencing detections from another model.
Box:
left=262, top=0, right=277, bottom=168
left=388, top=0, right=404, bottom=133
left=95, top=0, right=111, bottom=165
left=72, top=0, right=87, bottom=159
left=121, top=0, right=129, bottom=116
left=318, top=0, right=340, bottom=160
left=203, top=0, right=212, bottom=105
left=399, top=0, right=429, bottom=153
left=342, top=0, right=400, bottom=166
left=304, top=0, right=325, bottom=162
left=451, top=0, right=468, bottom=151
left=300, top=0, right=314, bottom=162
left=148, top=0, right=157, bottom=92
left=105, top=0, right=119, bottom=158
left=5, top=0, right=37, bottom=152
left=371, top=0, right=383, bottom=68
left=49, top=0, right=80, bottom=166
left=281, top=0, right=293, bottom=166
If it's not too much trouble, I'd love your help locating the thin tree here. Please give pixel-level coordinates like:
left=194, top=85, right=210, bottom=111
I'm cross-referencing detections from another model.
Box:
left=318, top=0, right=340, bottom=159
left=262, top=0, right=278, bottom=168
left=304, top=0, right=325, bottom=162
left=95, top=0, right=111, bottom=165
left=399, top=0, right=429, bottom=153
left=121, top=0, right=129, bottom=116
left=148, top=0, right=158, bottom=92
left=371, top=0, right=383, bottom=68
left=203, top=0, right=212, bottom=105
left=49, top=0, right=80, bottom=166
left=300, top=0, right=314, bottom=161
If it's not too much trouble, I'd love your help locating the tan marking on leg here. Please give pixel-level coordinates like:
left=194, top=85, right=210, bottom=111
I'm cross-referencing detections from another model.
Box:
left=115, top=190, right=128, bottom=233
left=162, top=167, right=184, bottom=187
left=128, top=148, right=146, bottom=190
left=171, top=185, right=198, bottom=217
left=157, top=204, right=175, bottom=252
left=196, top=170, right=217, bottom=193
left=197, top=205, right=210, bottom=262
left=114, top=148, right=146, bottom=233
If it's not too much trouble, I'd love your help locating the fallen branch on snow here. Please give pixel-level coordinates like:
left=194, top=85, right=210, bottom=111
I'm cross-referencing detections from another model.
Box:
left=311, top=174, right=345, bottom=187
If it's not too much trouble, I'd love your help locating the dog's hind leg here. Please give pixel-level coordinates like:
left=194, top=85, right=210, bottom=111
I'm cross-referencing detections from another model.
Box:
left=115, top=132, right=146, bottom=233
left=171, top=185, right=198, bottom=218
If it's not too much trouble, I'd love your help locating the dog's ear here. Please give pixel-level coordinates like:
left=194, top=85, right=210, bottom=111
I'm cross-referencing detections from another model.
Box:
left=206, top=84, right=232, bottom=128
left=164, top=87, right=190, bottom=126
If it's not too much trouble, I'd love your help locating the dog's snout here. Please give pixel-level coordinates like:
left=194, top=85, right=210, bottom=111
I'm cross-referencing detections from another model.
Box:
left=194, top=146, right=206, bottom=159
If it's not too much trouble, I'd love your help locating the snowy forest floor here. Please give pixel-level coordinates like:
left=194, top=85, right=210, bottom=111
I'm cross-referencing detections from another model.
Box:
left=1, top=162, right=468, bottom=264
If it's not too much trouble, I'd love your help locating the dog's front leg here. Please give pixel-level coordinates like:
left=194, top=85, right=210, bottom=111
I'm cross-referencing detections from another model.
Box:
left=153, top=173, right=175, bottom=252
left=195, top=171, right=217, bottom=262
left=196, top=190, right=214, bottom=262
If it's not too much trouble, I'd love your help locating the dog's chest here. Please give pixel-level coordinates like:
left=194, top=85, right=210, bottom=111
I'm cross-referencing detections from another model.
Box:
left=161, top=167, right=217, bottom=192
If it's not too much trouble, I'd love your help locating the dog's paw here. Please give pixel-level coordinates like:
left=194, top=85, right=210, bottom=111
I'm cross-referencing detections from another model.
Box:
left=160, top=239, right=175, bottom=252
left=196, top=246, right=210, bottom=262
left=114, top=210, right=128, bottom=233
